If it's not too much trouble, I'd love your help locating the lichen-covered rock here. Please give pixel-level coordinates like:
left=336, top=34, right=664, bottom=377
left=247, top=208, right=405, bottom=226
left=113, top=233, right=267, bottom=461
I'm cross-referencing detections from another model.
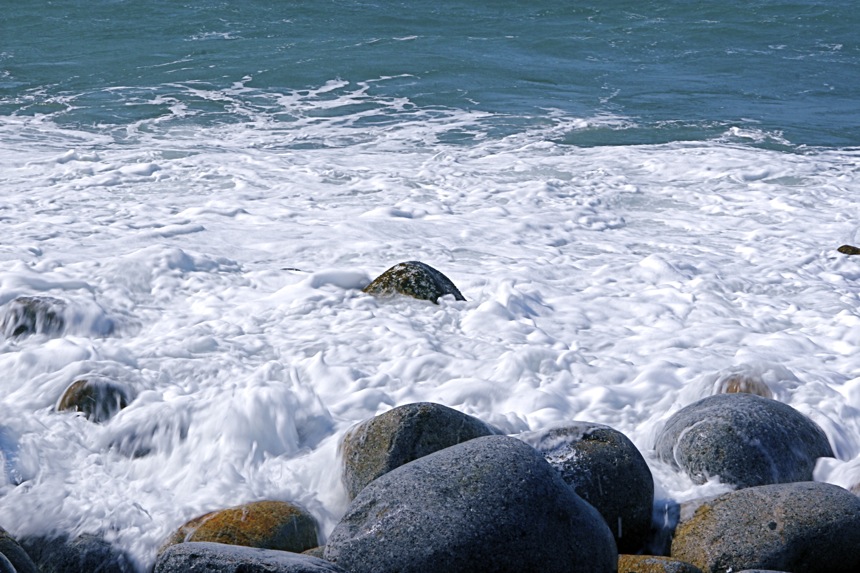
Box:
left=19, top=533, right=136, bottom=573
left=519, top=422, right=654, bottom=553
left=618, top=555, right=703, bottom=573
left=0, top=296, right=66, bottom=338
left=155, top=542, right=346, bottom=573
left=161, top=500, right=319, bottom=554
left=655, top=393, right=833, bottom=488
left=0, top=527, right=39, bottom=573
left=324, top=435, right=618, bottom=573
left=362, top=261, right=465, bottom=303
left=671, top=481, right=860, bottom=573
left=56, top=378, right=133, bottom=423
left=340, top=401, right=499, bottom=499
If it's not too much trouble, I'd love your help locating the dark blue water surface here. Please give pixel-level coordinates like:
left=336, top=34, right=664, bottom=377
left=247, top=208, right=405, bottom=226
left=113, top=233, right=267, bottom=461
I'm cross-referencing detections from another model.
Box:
left=2, top=0, right=858, bottom=147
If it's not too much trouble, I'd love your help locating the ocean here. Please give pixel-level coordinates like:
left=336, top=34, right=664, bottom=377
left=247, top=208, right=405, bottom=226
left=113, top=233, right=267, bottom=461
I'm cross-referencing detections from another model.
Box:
left=1, top=0, right=859, bottom=569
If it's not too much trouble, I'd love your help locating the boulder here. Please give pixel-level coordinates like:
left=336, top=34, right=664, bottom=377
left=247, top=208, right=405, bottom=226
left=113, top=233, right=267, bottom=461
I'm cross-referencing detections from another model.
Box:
left=302, top=547, right=326, bottom=559
left=324, top=435, right=617, bottom=573
left=671, top=481, right=860, bottom=573
left=340, top=402, right=499, bottom=499
left=161, top=500, right=319, bottom=554
left=618, top=555, right=703, bottom=573
left=19, top=533, right=136, bottom=573
left=711, top=373, right=773, bottom=399
left=0, top=554, right=15, bottom=573
left=520, top=422, right=654, bottom=553
left=154, top=542, right=346, bottom=573
left=362, top=261, right=465, bottom=303
left=655, top=394, right=833, bottom=488
left=56, top=378, right=133, bottom=423
left=1, top=296, right=65, bottom=338
left=0, top=527, right=39, bottom=573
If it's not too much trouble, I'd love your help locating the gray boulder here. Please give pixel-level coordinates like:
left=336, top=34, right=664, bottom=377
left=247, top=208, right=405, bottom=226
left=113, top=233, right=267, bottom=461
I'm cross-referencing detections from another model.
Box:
left=154, top=542, right=346, bottom=573
left=671, top=481, right=860, bottom=573
left=19, top=533, right=136, bottom=573
left=520, top=422, right=654, bottom=553
left=324, top=435, right=618, bottom=573
left=655, top=393, right=833, bottom=488
left=0, top=527, right=39, bottom=573
left=1, top=296, right=66, bottom=338
left=340, top=401, right=499, bottom=499
left=362, top=261, right=465, bottom=303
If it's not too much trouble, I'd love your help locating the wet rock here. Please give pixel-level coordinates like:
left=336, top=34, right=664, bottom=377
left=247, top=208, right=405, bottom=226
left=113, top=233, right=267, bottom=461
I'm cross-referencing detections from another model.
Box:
left=19, top=533, right=136, bottom=573
left=324, top=435, right=618, bottom=573
left=154, top=542, right=346, bottom=573
left=671, top=481, right=860, bottom=573
left=0, top=554, right=15, bottom=573
left=655, top=393, right=833, bottom=488
left=362, top=261, right=465, bottom=303
left=302, top=547, right=326, bottom=559
left=618, top=555, right=703, bottom=573
left=0, top=527, right=39, bottom=573
left=56, top=378, right=133, bottom=423
left=520, top=421, right=654, bottom=553
left=161, top=500, right=319, bottom=554
left=837, top=244, right=860, bottom=255
left=711, top=373, right=773, bottom=399
left=340, top=401, right=499, bottom=499
left=0, top=296, right=66, bottom=338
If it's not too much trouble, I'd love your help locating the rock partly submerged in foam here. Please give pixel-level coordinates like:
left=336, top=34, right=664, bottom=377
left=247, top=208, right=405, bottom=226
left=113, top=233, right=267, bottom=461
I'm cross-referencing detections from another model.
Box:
left=18, top=532, right=136, bottom=573
left=56, top=377, right=134, bottom=423
left=519, top=421, right=655, bottom=554
left=655, top=393, right=834, bottom=489
left=362, top=261, right=465, bottom=303
left=618, top=554, right=703, bottom=573
left=325, top=434, right=618, bottom=573
left=339, top=401, right=500, bottom=499
left=0, top=295, right=115, bottom=339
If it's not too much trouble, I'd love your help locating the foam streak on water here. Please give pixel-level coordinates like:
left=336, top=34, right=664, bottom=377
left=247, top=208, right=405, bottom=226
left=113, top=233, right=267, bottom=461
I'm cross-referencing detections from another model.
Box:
left=1, top=77, right=860, bottom=569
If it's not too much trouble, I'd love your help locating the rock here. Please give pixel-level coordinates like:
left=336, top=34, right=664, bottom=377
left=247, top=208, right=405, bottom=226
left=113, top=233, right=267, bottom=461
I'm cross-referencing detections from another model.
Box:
left=0, top=296, right=66, bottom=338
left=362, top=261, right=465, bottom=303
left=324, top=435, right=618, bottom=573
left=519, top=422, right=654, bottom=553
left=671, top=481, right=860, bottom=573
left=340, top=401, right=499, bottom=499
left=161, top=500, right=319, bottom=554
left=154, top=542, right=347, bottom=573
left=837, top=244, right=860, bottom=255
left=711, top=373, right=773, bottom=399
left=618, top=555, right=703, bottom=573
left=0, top=553, right=15, bottom=573
left=56, top=378, right=133, bottom=423
left=19, top=533, right=136, bottom=573
left=655, top=393, right=833, bottom=488
left=0, top=527, right=39, bottom=573
left=302, top=547, right=326, bottom=559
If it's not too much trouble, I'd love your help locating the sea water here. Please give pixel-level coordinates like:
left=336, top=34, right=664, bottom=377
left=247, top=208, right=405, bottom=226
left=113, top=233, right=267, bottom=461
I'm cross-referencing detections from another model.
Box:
left=1, top=0, right=859, bottom=568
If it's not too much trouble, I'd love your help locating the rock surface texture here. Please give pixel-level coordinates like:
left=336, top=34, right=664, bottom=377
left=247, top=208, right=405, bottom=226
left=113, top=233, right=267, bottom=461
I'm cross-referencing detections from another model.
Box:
left=56, top=378, right=133, bottom=423
left=618, top=554, right=703, bottom=573
left=362, top=261, right=465, bottom=303
left=161, top=500, right=319, bottom=554
left=670, top=481, right=860, bottom=573
left=154, top=542, right=346, bottom=573
left=0, top=296, right=66, bottom=338
left=655, top=393, right=833, bottom=488
left=0, top=527, right=39, bottom=573
left=19, top=533, right=136, bottom=573
left=520, top=421, right=654, bottom=553
left=324, top=434, right=618, bottom=573
left=340, top=401, right=499, bottom=499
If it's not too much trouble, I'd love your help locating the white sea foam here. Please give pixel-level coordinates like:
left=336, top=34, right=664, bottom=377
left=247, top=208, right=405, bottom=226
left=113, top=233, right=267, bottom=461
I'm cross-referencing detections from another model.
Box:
left=1, top=85, right=859, bottom=569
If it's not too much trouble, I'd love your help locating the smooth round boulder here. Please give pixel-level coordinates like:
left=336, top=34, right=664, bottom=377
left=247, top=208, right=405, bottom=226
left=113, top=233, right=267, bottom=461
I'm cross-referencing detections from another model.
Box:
left=155, top=542, right=346, bottom=573
left=520, top=422, right=654, bottom=553
left=362, top=261, right=465, bottom=303
left=671, top=481, right=860, bottom=573
left=324, top=435, right=618, bottom=573
left=340, top=401, right=499, bottom=499
left=56, top=378, right=133, bottom=423
left=18, top=533, right=136, bottom=573
left=161, top=500, right=319, bottom=554
left=655, top=394, right=833, bottom=488
left=0, top=527, right=39, bottom=573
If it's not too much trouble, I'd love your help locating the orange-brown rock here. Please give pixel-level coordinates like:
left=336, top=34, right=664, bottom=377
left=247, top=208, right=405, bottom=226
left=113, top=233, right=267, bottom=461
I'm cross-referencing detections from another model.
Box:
left=162, top=500, right=319, bottom=554
left=619, top=554, right=703, bottom=573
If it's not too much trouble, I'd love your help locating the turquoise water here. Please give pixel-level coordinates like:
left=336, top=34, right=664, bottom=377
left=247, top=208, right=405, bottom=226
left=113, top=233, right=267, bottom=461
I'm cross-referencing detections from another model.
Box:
left=2, top=0, right=858, bottom=147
